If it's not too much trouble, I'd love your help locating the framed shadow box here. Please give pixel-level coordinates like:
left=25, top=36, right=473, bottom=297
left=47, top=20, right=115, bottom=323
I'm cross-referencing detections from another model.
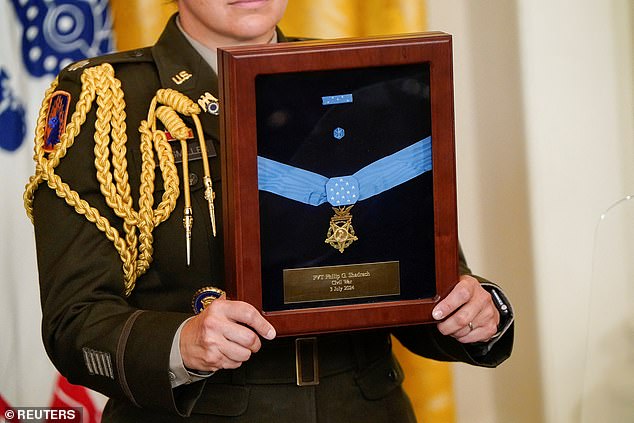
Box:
left=218, top=32, right=458, bottom=336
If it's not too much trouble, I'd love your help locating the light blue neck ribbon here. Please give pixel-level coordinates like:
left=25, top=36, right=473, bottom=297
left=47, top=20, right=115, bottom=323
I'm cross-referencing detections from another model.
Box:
left=257, top=136, right=432, bottom=207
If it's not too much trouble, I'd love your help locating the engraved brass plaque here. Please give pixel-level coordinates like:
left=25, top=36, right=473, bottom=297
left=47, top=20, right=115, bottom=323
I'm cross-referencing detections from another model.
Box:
left=283, top=261, right=400, bottom=304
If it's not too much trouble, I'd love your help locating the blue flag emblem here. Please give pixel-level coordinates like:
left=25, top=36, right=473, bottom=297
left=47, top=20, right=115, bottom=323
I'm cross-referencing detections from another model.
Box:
left=3, top=0, right=114, bottom=151
left=10, top=0, right=114, bottom=77
left=0, top=68, right=27, bottom=152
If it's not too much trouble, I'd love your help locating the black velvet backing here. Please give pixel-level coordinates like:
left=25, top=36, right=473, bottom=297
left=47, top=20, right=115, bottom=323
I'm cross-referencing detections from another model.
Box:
left=255, top=63, right=435, bottom=311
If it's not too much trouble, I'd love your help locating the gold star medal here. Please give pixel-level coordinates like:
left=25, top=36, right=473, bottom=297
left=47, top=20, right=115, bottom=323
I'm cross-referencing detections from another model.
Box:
left=323, top=177, right=360, bottom=253
left=325, top=205, right=358, bottom=253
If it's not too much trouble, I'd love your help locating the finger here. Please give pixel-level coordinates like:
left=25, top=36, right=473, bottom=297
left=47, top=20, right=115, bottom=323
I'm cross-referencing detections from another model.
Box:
left=204, top=349, right=243, bottom=371
left=216, top=300, right=276, bottom=340
left=436, top=304, right=478, bottom=337
left=464, top=310, right=500, bottom=343
left=180, top=321, right=233, bottom=371
left=455, top=326, right=485, bottom=344
left=451, top=326, right=471, bottom=340
left=436, top=297, right=495, bottom=339
left=450, top=302, right=500, bottom=343
left=200, top=301, right=270, bottom=350
left=432, top=276, right=478, bottom=321
left=223, top=322, right=263, bottom=353
left=189, top=327, right=253, bottom=371
left=220, top=357, right=245, bottom=370
left=455, top=322, right=493, bottom=344
left=216, top=337, right=256, bottom=363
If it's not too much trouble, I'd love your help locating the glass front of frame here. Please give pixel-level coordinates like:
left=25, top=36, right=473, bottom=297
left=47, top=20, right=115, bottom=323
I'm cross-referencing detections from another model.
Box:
left=255, top=63, right=435, bottom=312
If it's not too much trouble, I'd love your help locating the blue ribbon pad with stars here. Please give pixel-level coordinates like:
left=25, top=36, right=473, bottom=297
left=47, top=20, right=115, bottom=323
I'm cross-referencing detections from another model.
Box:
left=257, top=136, right=432, bottom=207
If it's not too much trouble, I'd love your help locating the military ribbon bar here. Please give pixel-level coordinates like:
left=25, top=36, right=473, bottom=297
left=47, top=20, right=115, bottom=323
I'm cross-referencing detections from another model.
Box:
left=321, top=94, right=353, bottom=105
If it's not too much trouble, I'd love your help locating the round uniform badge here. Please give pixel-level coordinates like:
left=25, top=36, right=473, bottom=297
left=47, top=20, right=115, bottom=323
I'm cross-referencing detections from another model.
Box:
left=192, top=286, right=225, bottom=314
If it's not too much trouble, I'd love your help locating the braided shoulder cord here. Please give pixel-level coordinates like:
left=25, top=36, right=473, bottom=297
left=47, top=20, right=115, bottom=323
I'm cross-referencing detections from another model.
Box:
left=23, top=63, right=206, bottom=296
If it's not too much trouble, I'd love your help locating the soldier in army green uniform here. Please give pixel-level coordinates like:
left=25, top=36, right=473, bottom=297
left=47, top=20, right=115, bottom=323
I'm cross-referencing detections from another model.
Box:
left=24, top=1, right=514, bottom=421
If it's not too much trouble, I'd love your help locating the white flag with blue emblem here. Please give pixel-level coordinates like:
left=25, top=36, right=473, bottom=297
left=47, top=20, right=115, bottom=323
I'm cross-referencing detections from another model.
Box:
left=0, top=0, right=113, bottom=412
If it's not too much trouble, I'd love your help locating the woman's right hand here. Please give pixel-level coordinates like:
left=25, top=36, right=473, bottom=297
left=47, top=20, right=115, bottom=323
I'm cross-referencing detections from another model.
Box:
left=180, top=296, right=276, bottom=372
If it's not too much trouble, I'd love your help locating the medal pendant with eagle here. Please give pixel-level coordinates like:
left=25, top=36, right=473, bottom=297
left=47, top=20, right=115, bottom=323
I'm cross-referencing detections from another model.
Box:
left=325, top=206, right=358, bottom=253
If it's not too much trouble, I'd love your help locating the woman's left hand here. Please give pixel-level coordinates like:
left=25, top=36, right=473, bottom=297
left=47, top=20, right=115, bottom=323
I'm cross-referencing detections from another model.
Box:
left=432, top=275, right=500, bottom=343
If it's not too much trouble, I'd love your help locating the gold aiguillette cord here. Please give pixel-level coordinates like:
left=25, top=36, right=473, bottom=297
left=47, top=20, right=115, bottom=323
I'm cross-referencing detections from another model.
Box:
left=177, top=116, right=217, bottom=266
left=191, top=114, right=217, bottom=237
left=155, top=95, right=217, bottom=266
left=179, top=138, right=193, bottom=266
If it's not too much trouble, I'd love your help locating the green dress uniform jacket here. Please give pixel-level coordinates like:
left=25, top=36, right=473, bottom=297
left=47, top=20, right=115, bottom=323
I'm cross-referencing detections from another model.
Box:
left=30, top=14, right=513, bottom=422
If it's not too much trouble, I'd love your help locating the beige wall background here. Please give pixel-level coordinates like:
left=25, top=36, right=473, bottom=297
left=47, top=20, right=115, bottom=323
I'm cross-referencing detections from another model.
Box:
left=428, top=0, right=634, bottom=422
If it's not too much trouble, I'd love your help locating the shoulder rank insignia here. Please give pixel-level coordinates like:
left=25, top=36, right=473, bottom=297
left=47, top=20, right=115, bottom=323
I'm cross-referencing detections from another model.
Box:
left=67, top=59, right=90, bottom=72
left=43, top=91, right=71, bottom=152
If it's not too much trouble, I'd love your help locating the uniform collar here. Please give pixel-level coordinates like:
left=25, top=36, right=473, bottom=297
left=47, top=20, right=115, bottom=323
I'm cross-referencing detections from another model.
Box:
left=151, top=13, right=289, bottom=94
left=176, top=15, right=280, bottom=75
left=151, top=14, right=218, bottom=102
left=150, top=13, right=289, bottom=140
left=151, top=14, right=220, bottom=140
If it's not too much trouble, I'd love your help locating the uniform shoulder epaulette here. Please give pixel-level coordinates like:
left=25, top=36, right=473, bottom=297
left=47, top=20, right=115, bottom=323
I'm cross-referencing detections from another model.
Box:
left=61, top=47, right=154, bottom=75
left=25, top=49, right=215, bottom=297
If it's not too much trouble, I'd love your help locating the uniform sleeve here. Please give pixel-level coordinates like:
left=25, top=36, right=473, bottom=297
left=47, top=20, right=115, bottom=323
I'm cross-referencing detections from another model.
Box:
left=31, top=66, right=205, bottom=415
left=392, top=245, right=514, bottom=367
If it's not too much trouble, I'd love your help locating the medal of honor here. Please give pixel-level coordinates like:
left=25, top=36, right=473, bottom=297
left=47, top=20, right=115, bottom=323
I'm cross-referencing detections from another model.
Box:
left=257, top=136, right=432, bottom=254
left=192, top=286, right=225, bottom=314
left=325, top=206, right=358, bottom=252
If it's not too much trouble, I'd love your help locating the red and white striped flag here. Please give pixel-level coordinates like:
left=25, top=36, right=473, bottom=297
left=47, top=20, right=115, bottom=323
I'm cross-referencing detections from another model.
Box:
left=47, top=376, right=102, bottom=423
left=0, top=394, right=19, bottom=422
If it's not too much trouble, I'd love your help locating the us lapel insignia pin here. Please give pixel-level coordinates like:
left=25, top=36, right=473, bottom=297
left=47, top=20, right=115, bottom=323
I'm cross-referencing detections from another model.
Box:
left=172, top=70, right=193, bottom=85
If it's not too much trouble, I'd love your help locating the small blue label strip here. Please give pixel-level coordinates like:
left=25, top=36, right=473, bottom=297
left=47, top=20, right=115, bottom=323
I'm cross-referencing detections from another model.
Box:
left=322, top=94, right=353, bottom=105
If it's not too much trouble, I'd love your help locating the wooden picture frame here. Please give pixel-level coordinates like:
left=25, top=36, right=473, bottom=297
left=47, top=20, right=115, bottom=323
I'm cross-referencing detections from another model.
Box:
left=218, top=32, right=458, bottom=336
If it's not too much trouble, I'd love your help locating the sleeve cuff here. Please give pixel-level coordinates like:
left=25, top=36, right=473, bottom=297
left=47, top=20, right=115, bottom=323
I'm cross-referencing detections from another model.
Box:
left=169, top=317, right=215, bottom=388
left=468, top=282, right=514, bottom=356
